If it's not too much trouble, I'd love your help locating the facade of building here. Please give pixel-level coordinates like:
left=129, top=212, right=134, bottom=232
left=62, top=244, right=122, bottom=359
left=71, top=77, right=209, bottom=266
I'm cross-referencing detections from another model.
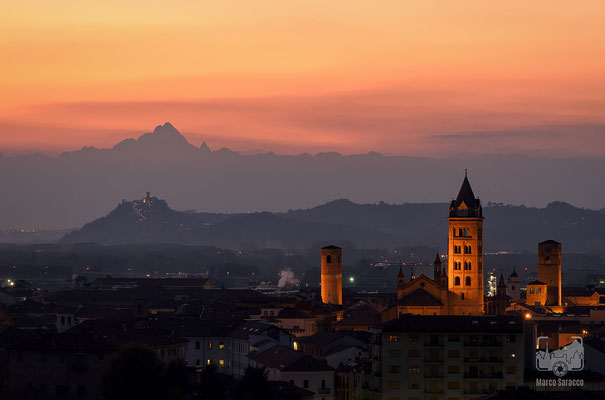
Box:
left=381, top=315, right=525, bottom=400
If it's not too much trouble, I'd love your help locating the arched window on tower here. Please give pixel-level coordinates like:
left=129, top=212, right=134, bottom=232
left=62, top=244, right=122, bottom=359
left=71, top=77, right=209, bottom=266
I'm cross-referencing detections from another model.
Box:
left=465, top=277, right=471, bottom=286
left=326, top=255, right=332, bottom=263
left=458, top=228, right=464, bottom=237
left=455, top=277, right=461, bottom=286
left=529, top=288, right=535, bottom=294
left=463, top=228, right=468, bottom=236
left=537, top=288, right=541, bottom=294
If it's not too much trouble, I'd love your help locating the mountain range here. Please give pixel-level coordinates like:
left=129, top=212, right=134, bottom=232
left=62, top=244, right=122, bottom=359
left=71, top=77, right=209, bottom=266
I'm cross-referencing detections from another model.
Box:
left=1, top=122, right=605, bottom=230
left=60, top=193, right=605, bottom=257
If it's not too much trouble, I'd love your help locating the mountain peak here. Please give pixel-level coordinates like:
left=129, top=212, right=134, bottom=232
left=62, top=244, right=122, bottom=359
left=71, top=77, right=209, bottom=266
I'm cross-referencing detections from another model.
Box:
left=153, top=122, right=180, bottom=135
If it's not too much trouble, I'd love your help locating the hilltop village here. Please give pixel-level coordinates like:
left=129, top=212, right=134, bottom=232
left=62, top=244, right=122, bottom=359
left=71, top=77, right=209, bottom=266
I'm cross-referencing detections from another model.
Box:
left=0, top=175, right=604, bottom=400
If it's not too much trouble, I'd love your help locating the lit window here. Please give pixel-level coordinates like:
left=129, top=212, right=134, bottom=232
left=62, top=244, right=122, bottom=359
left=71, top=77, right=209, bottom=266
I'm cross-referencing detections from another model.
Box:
left=219, top=342, right=225, bottom=350
left=293, top=341, right=298, bottom=351
left=389, top=335, right=400, bottom=342
left=207, top=359, right=211, bottom=365
left=219, top=360, right=225, bottom=367
left=208, top=341, right=212, bottom=350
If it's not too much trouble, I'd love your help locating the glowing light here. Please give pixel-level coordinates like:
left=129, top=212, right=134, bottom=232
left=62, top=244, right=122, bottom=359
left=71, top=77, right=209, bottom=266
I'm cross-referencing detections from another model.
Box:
left=525, top=313, right=532, bottom=319
left=349, top=276, right=355, bottom=283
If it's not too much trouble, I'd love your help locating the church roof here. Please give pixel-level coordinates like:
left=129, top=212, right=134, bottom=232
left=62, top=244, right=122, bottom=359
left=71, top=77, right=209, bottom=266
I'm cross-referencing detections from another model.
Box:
left=527, top=280, right=546, bottom=285
left=396, top=289, right=443, bottom=307
left=539, top=239, right=560, bottom=245
left=449, top=173, right=482, bottom=218
left=397, top=266, right=404, bottom=278
left=322, top=245, right=341, bottom=250
left=510, top=269, right=518, bottom=278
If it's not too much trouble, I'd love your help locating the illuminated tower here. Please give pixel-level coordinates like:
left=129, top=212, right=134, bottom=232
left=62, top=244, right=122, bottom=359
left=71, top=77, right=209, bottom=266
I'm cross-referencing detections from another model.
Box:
left=537, top=240, right=562, bottom=307
left=321, top=245, right=342, bottom=305
left=448, top=172, right=484, bottom=314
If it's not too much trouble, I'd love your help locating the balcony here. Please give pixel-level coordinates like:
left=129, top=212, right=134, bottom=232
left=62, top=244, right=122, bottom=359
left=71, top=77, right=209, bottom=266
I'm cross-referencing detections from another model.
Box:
left=464, top=372, right=503, bottom=379
left=464, top=341, right=503, bottom=348
left=463, top=357, right=503, bottom=364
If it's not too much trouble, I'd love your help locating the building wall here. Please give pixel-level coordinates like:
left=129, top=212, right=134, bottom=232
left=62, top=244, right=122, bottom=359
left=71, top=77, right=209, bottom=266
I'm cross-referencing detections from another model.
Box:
left=448, top=218, right=484, bottom=315
left=7, top=349, right=111, bottom=398
left=381, top=331, right=524, bottom=400
left=526, top=284, right=547, bottom=306
left=281, top=370, right=335, bottom=400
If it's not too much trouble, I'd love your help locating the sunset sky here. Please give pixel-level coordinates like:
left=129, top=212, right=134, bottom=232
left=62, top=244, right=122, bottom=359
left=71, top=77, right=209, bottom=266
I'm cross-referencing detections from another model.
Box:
left=2, top=0, right=605, bottom=156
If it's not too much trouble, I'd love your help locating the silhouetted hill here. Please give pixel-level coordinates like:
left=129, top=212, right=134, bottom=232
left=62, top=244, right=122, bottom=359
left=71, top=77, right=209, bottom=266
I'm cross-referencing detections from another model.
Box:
left=2, top=123, right=605, bottom=230
left=61, top=194, right=605, bottom=256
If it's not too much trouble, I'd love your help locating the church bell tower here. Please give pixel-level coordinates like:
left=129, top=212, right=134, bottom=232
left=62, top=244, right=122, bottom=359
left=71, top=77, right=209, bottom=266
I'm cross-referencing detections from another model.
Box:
left=448, top=172, right=484, bottom=314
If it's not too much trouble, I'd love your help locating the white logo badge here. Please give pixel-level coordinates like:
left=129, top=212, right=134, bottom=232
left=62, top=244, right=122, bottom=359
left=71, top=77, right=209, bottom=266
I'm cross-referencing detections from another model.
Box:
left=536, top=336, right=584, bottom=377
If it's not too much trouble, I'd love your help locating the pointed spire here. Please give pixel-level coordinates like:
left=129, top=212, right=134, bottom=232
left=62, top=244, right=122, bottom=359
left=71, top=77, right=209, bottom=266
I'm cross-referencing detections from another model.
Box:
left=433, top=253, right=442, bottom=281
left=498, top=272, right=507, bottom=288
left=398, top=265, right=404, bottom=278
left=449, top=171, right=482, bottom=218
left=434, top=253, right=442, bottom=266
left=410, top=268, right=416, bottom=280
left=510, top=268, right=518, bottom=278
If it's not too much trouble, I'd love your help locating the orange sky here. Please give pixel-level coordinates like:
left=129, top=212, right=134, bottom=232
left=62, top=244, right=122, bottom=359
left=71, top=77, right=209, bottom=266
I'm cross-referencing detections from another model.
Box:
left=2, top=0, right=605, bottom=156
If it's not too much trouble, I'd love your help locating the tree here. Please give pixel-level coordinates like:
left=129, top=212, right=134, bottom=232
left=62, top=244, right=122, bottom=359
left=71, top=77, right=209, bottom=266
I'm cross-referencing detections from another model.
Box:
left=164, top=360, right=191, bottom=400
left=198, top=363, right=227, bottom=400
left=236, top=367, right=273, bottom=400
left=103, top=346, right=164, bottom=400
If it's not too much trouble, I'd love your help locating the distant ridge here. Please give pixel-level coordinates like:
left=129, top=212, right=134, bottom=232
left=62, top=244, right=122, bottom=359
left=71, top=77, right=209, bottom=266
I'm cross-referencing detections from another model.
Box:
left=1, top=122, right=604, bottom=231
left=61, top=194, right=605, bottom=256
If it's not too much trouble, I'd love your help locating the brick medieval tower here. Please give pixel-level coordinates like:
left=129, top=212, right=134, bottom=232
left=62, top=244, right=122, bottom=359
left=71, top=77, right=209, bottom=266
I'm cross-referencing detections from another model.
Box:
left=448, top=172, right=485, bottom=314
left=321, top=245, right=343, bottom=305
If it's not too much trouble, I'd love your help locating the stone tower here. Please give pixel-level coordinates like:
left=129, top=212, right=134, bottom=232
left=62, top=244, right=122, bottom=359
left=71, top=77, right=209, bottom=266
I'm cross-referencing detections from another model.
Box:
left=321, top=245, right=342, bottom=305
left=537, top=240, right=562, bottom=306
left=507, top=269, right=520, bottom=302
left=448, top=172, right=484, bottom=314
left=397, top=266, right=405, bottom=300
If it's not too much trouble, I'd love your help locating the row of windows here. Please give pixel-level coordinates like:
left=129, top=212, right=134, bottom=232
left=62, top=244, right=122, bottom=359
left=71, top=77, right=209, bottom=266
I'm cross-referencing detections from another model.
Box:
left=17, top=352, right=104, bottom=363
left=38, top=385, right=87, bottom=397
left=528, top=287, right=543, bottom=294
left=453, top=245, right=472, bottom=254
left=196, top=359, right=227, bottom=367
left=453, top=228, right=483, bottom=238
left=453, top=261, right=472, bottom=270
left=388, top=334, right=517, bottom=343
left=454, top=277, right=472, bottom=286
left=387, top=365, right=517, bottom=375
left=194, top=341, right=225, bottom=350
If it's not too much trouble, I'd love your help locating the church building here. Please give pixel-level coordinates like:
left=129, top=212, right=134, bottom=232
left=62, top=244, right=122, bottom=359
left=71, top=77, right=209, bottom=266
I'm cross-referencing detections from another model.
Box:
left=382, top=174, right=484, bottom=322
left=382, top=173, right=486, bottom=321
